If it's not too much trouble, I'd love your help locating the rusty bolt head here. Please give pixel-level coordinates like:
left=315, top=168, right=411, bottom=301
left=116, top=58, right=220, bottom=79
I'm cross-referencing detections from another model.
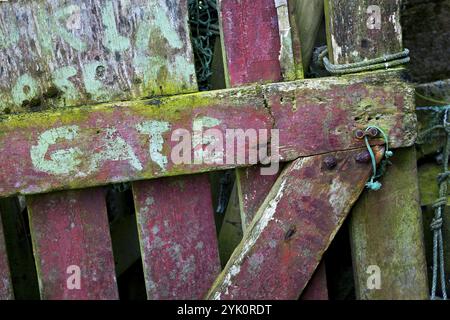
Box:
left=367, top=127, right=379, bottom=137
left=355, top=151, right=371, bottom=163
left=355, top=129, right=366, bottom=139
left=323, top=156, right=337, bottom=169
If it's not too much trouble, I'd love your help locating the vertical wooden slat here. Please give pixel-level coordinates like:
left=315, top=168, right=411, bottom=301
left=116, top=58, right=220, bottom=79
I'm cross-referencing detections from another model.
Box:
left=130, top=1, right=221, bottom=300
left=0, top=212, right=14, bottom=300
left=27, top=188, right=118, bottom=300
left=219, top=0, right=328, bottom=298
left=325, top=0, right=429, bottom=299
left=206, top=147, right=385, bottom=299
left=218, top=0, right=282, bottom=87
left=133, top=175, right=220, bottom=299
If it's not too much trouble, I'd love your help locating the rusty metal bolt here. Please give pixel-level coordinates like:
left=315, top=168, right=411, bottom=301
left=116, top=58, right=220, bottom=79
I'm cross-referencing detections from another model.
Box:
left=355, top=129, right=366, bottom=139
left=323, top=156, right=337, bottom=169
left=355, top=151, right=371, bottom=163
left=367, top=127, right=379, bottom=138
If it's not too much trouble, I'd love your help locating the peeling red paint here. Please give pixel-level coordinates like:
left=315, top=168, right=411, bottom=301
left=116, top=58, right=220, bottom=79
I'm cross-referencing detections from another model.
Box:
left=220, top=0, right=282, bottom=86
left=27, top=188, right=119, bottom=300
left=132, top=175, right=221, bottom=299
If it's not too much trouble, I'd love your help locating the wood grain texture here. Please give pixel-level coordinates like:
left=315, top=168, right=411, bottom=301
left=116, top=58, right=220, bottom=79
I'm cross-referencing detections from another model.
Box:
left=402, top=0, right=450, bottom=83
left=0, top=72, right=416, bottom=197
left=325, top=0, right=403, bottom=64
left=206, top=147, right=384, bottom=300
left=274, top=0, right=298, bottom=80
left=219, top=0, right=282, bottom=87
left=27, top=188, right=119, bottom=300
left=0, top=0, right=196, bottom=114
left=132, top=175, right=220, bottom=299
left=0, top=213, right=14, bottom=300
left=350, top=147, right=429, bottom=300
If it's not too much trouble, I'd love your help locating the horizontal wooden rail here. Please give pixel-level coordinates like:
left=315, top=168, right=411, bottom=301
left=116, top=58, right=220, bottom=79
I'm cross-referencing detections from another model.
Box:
left=0, top=70, right=415, bottom=197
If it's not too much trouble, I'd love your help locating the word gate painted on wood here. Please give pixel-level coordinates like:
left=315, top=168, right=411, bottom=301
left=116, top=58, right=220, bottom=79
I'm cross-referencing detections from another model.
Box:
left=0, top=72, right=415, bottom=196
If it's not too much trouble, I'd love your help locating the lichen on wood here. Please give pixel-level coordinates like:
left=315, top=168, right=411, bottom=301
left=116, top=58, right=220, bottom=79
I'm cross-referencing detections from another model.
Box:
left=0, top=0, right=197, bottom=114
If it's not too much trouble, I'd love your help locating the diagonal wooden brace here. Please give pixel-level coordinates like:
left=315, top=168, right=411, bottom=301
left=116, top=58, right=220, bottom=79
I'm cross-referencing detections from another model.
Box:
left=206, top=146, right=385, bottom=300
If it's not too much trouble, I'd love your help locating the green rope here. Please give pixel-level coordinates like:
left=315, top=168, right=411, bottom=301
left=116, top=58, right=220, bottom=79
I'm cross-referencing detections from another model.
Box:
left=319, top=48, right=410, bottom=75
left=363, top=126, right=393, bottom=191
left=419, top=106, right=450, bottom=300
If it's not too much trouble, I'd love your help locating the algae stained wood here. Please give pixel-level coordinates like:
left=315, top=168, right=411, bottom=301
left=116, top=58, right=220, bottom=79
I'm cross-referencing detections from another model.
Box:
left=0, top=212, right=13, bottom=300
left=0, top=0, right=196, bottom=114
left=0, top=72, right=416, bottom=197
left=133, top=175, right=220, bottom=299
left=350, top=148, right=429, bottom=299
left=324, top=0, right=428, bottom=300
left=325, top=0, right=403, bottom=65
left=206, top=147, right=384, bottom=300
left=27, top=188, right=118, bottom=300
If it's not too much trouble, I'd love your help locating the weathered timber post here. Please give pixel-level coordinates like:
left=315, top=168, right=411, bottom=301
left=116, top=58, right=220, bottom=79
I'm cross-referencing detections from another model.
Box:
left=217, top=0, right=328, bottom=299
left=325, top=0, right=429, bottom=299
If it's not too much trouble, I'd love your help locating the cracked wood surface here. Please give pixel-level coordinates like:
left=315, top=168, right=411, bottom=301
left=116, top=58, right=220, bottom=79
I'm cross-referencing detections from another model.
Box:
left=0, top=71, right=415, bottom=197
left=205, top=147, right=384, bottom=300
left=27, top=188, right=119, bottom=300
left=0, top=0, right=196, bottom=114
left=133, top=175, right=220, bottom=299
left=0, top=212, right=13, bottom=300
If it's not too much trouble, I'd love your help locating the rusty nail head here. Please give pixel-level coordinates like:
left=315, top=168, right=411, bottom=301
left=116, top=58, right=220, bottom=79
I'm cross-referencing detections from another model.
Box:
left=324, top=156, right=337, bottom=169
left=355, top=151, right=371, bottom=163
left=355, top=129, right=366, bottom=139
left=367, top=127, right=379, bottom=137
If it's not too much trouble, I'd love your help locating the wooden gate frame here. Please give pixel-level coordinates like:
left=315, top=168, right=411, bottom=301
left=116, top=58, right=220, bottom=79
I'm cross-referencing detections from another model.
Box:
left=0, top=0, right=427, bottom=300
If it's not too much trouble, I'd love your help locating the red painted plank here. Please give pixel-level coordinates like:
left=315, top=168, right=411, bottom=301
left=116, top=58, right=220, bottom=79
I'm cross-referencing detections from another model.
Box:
left=220, top=0, right=282, bottom=86
left=132, top=175, right=220, bottom=299
left=206, top=147, right=384, bottom=299
left=0, top=213, right=14, bottom=300
left=0, top=73, right=415, bottom=197
left=27, top=188, right=119, bottom=300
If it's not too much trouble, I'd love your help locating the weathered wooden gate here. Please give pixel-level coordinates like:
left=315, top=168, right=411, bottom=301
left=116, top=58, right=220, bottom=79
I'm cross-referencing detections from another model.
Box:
left=0, top=0, right=427, bottom=300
